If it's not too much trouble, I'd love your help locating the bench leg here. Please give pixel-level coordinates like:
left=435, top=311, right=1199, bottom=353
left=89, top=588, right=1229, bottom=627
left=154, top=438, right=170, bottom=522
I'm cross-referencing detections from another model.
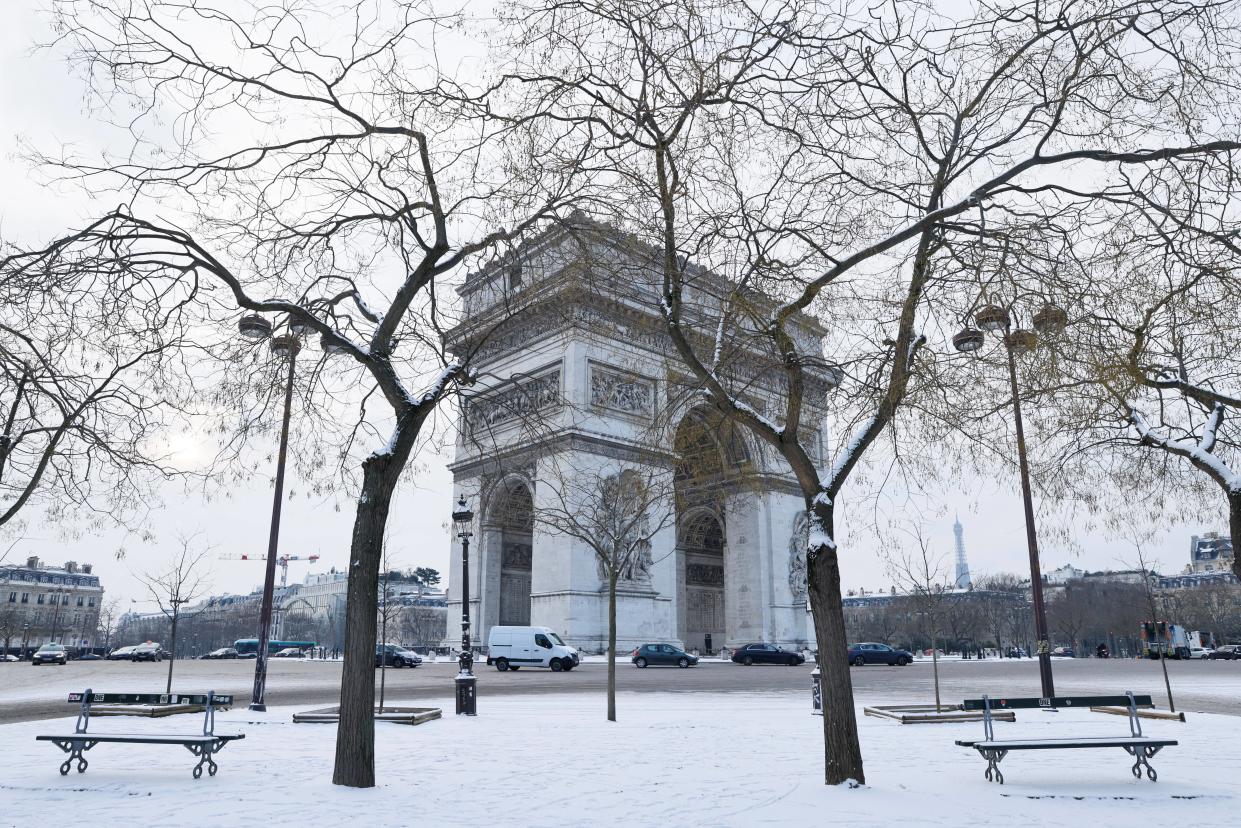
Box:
left=185, top=743, right=219, bottom=779
left=1125, top=745, right=1162, bottom=782
left=50, top=739, right=97, bottom=776
left=980, top=748, right=1008, bottom=784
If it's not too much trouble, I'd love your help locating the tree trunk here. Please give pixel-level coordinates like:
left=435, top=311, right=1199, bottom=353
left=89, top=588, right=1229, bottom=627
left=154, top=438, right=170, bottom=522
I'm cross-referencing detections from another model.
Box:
left=805, top=499, right=865, bottom=786
left=608, top=572, right=618, bottom=723
left=332, top=442, right=408, bottom=788
left=929, top=618, right=941, bottom=711
left=166, top=608, right=178, bottom=694
left=1229, top=491, right=1241, bottom=583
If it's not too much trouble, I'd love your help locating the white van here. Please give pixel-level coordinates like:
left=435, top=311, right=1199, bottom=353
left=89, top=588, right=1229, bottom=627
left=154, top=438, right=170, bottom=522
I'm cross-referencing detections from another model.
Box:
left=486, top=626, right=580, bottom=672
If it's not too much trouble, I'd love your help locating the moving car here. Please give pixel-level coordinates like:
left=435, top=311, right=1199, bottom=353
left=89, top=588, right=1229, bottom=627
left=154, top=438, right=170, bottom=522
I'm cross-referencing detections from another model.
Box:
left=375, top=644, right=422, bottom=668
left=1051, top=647, right=1075, bottom=658
left=847, top=643, right=913, bottom=667
left=1208, top=644, right=1240, bottom=660
left=107, top=645, right=137, bottom=660
left=486, top=626, right=580, bottom=672
left=632, top=643, right=698, bottom=668
left=130, top=642, right=165, bottom=662
left=732, top=643, right=805, bottom=666
left=273, top=647, right=306, bottom=658
left=77, top=653, right=102, bottom=661
left=1, top=654, right=19, bottom=662
left=1188, top=646, right=1213, bottom=660
left=32, top=643, right=68, bottom=666
left=202, top=647, right=239, bottom=660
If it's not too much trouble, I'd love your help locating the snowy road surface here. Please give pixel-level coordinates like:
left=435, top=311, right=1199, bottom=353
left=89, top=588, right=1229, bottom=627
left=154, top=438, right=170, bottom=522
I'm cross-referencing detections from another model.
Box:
left=0, top=691, right=1235, bottom=827
left=2, top=655, right=1239, bottom=723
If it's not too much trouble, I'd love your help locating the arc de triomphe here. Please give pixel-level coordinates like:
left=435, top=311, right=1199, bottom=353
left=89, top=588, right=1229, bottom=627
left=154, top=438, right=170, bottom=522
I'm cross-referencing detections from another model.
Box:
left=443, top=217, right=831, bottom=653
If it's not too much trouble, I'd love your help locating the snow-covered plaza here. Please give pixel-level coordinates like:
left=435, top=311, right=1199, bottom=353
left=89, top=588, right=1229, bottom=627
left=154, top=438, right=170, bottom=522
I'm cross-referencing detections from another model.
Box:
left=0, top=687, right=1236, bottom=828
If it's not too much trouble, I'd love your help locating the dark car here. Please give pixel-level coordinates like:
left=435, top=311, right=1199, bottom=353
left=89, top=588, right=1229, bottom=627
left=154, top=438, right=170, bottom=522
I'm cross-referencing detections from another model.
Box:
left=1051, top=646, right=1075, bottom=658
left=375, top=644, right=422, bottom=668
left=731, top=643, right=805, bottom=666
left=77, top=653, right=102, bottom=661
left=632, top=643, right=698, bottom=668
left=847, top=642, right=913, bottom=666
left=1208, top=644, right=1241, bottom=660
left=203, top=647, right=239, bottom=660
left=130, top=642, right=165, bottom=662
left=32, top=643, right=68, bottom=666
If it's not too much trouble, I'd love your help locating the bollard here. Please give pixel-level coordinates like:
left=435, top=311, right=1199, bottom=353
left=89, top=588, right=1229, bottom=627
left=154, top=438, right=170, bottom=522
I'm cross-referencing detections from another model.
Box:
left=811, top=667, right=822, bottom=716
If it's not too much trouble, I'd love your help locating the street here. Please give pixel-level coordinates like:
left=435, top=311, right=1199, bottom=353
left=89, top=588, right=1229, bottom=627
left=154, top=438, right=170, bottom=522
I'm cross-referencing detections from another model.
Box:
left=2, top=656, right=1237, bottom=724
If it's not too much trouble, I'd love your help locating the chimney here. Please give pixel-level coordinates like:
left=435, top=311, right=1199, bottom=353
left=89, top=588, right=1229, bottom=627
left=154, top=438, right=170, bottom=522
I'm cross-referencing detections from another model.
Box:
left=65, top=561, right=77, bottom=573
left=26, top=556, right=39, bottom=570
left=82, top=564, right=92, bottom=575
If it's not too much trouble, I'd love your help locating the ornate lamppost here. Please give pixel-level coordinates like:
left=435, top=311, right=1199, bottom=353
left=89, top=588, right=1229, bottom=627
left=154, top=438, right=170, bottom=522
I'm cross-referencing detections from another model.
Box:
left=953, top=299, right=1067, bottom=699
left=237, top=313, right=303, bottom=711
left=453, top=496, right=477, bottom=716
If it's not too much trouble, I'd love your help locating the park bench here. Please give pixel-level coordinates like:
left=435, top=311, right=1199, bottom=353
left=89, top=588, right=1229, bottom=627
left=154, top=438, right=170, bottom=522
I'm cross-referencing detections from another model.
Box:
left=36, top=689, right=244, bottom=779
left=955, top=692, right=1177, bottom=784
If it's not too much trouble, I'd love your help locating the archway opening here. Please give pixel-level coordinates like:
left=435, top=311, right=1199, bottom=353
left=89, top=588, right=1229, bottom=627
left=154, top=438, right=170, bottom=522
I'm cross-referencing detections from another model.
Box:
left=493, top=481, right=534, bottom=627
left=674, top=406, right=748, bottom=651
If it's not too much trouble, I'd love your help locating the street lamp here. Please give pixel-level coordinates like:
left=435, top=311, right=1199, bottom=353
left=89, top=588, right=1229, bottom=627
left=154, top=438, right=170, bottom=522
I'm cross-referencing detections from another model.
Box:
left=238, top=312, right=303, bottom=712
left=21, top=622, right=30, bottom=660
left=953, top=299, right=1067, bottom=699
left=452, top=496, right=477, bottom=716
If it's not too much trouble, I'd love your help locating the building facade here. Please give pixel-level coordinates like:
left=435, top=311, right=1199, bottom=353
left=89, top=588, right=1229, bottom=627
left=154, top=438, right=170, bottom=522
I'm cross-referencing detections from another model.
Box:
left=1189, top=532, right=1235, bottom=575
left=443, top=218, right=832, bottom=653
left=1, top=556, right=104, bottom=652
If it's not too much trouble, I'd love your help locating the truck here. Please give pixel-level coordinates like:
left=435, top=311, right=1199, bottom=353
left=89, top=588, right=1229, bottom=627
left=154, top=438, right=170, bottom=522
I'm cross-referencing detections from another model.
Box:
left=1139, top=622, right=1191, bottom=659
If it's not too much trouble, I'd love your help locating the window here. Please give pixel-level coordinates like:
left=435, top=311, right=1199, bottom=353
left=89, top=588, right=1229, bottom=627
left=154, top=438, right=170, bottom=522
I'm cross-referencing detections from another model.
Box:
left=20, top=592, right=29, bottom=604
left=88, top=597, right=95, bottom=607
left=7, top=592, right=14, bottom=603
left=77, top=596, right=84, bottom=607
left=37, top=594, right=45, bottom=605
left=534, top=634, right=552, bottom=649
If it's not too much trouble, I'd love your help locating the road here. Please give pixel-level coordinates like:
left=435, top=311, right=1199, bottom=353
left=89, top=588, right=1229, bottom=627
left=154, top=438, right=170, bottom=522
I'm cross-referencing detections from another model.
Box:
left=2, top=656, right=1237, bottom=723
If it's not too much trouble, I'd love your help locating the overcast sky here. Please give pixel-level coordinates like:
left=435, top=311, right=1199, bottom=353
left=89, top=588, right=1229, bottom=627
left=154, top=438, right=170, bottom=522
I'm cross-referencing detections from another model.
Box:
left=0, top=1, right=1210, bottom=611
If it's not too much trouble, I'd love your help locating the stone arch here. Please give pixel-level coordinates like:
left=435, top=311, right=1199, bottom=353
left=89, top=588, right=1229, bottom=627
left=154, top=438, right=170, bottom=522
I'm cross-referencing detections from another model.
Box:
left=484, top=476, right=534, bottom=628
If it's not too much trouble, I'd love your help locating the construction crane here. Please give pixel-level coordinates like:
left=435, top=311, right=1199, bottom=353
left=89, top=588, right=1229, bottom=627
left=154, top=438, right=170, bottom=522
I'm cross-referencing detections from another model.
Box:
left=219, top=553, right=320, bottom=587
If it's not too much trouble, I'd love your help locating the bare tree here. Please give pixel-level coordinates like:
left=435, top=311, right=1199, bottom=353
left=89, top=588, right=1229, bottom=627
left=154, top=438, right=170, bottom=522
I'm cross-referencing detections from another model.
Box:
left=6, top=0, right=592, bottom=788
left=887, top=530, right=952, bottom=710
left=537, top=463, right=676, bottom=722
left=495, top=0, right=1241, bottom=784
left=1127, top=538, right=1177, bottom=712
left=96, top=598, right=122, bottom=654
left=137, top=536, right=211, bottom=694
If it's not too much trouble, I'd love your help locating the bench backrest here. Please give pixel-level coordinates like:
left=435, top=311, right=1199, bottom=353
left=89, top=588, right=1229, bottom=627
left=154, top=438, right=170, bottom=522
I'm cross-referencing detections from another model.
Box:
left=67, top=692, right=234, bottom=706
left=962, top=695, right=1152, bottom=711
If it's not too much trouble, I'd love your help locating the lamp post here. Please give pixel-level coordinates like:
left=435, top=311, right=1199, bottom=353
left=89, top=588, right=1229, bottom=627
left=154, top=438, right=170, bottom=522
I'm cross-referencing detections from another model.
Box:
left=452, top=496, right=477, bottom=715
left=237, top=313, right=302, bottom=712
left=21, top=622, right=30, bottom=660
left=953, top=299, right=1066, bottom=699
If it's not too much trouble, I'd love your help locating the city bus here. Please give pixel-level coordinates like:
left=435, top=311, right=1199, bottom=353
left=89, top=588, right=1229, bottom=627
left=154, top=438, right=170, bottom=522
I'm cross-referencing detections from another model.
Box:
left=233, top=638, right=317, bottom=657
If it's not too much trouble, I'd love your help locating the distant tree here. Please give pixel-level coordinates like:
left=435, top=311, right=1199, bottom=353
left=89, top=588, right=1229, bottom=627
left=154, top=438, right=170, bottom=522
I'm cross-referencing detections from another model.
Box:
left=887, top=530, right=952, bottom=710
left=137, top=537, right=211, bottom=693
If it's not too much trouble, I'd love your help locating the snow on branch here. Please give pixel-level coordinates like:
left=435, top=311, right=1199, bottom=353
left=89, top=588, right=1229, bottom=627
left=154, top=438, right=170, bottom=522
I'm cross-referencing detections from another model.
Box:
left=1130, top=405, right=1241, bottom=493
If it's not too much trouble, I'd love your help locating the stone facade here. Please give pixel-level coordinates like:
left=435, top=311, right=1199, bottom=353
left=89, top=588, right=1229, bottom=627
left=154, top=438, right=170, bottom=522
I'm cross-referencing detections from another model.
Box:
left=1, top=556, right=104, bottom=652
left=443, top=218, right=830, bottom=653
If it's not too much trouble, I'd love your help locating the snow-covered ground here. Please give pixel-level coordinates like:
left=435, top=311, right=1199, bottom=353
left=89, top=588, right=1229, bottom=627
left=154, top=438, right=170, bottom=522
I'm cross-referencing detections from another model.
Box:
left=0, top=691, right=1234, bottom=827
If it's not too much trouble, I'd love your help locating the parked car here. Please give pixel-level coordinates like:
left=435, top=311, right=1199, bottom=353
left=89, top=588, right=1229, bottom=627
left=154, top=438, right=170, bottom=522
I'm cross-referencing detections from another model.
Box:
left=107, top=645, right=137, bottom=660
left=632, top=643, right=698, bottom=668
left=732, top=643, right=805, bottom=666
left=273, top=647, right=306, bottom=659
left=1, top=653, right=18, bottom=662
left=130, top=642, right=165, bottom=662
left=77, top=653, right=102, bottom=661
left=32, top=643, right=68, bottom=666
left=847, top=642, right=913, bottom=667
left=1051, top=647, right=1076, bottom=658
left=1188, top=646, right=1213, bottom=659
left=202, top=647, right=239, bottom=660
left=1208, top=644, right=1241, bottom=660
left=486, top=626, right=580, bottom=672
left=375, top=644, right=422, bottom=668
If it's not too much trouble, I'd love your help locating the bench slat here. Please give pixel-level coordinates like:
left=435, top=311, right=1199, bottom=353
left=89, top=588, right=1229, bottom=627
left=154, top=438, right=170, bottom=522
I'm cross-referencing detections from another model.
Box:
left=961, top=695, right=1153, bottom=711
left=37, top=734, right=243, bottom=745
left=68, top=692, right=233, bottom=706
left=958, top=737, right=1177, bottom=750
